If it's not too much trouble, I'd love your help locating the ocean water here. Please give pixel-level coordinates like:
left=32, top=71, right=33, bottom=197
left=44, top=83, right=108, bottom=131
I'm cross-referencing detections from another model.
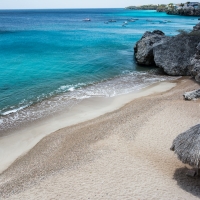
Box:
left=0, top=9, right=198, bottom=132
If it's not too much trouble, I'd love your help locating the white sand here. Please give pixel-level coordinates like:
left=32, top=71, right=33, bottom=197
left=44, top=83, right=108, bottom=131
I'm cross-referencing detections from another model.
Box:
left=0, top=81, right=176, bottom=174
left=1, top=78, right=200, bottom=200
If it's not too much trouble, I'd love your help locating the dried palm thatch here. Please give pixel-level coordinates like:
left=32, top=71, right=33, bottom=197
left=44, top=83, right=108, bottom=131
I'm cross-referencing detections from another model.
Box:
left=171, top=124, right=200, bottom=168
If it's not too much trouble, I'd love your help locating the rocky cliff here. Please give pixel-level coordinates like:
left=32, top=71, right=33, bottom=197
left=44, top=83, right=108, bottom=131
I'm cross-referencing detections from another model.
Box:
left=153, top=35, right=200, bottom=76
left=134, top=30, right=168, bottom=65
left=134, top=22, right=200, bottom=100
left=166, top=7, right=200, bottom=16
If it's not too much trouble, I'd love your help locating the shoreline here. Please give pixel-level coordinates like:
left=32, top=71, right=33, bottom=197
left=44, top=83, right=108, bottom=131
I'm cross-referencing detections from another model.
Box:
left=1, top=77, right=200, bottom=199
left=0, top=71, right=178, bottom=135
left=0, top=80, right=177, bottom=174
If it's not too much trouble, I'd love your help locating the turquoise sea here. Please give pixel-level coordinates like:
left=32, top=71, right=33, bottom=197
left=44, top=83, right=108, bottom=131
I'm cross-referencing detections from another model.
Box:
left=0, top=9, right=198, bottom=132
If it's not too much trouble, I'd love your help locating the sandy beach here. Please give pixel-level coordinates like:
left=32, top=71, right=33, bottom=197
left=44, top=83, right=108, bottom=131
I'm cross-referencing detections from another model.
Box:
left=1, top=77, right=200, bottom=200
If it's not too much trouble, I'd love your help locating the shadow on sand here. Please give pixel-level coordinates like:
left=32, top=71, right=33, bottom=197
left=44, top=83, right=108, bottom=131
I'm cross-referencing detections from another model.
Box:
left=173, top=167, right=200, bottom=198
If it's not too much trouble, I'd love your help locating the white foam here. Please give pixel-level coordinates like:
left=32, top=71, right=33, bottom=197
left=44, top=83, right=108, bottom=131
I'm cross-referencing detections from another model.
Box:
left=60, top=85, right=68, bottom=90
left=0, top=72, right=179, bottom=132
left=2, top=105, right=29, bottom=116
left=68, top=87, right=75, bottom=91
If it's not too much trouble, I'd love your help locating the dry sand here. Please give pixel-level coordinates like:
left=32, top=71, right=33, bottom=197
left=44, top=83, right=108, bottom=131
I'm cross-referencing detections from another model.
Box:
left=0, top=81, right=176, bottom=174
left=1, top=77, right=200, bottom=200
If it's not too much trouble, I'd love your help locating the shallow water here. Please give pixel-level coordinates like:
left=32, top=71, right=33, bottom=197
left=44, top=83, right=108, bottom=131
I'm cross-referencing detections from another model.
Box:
left=0, top=9, right=198, bottom=132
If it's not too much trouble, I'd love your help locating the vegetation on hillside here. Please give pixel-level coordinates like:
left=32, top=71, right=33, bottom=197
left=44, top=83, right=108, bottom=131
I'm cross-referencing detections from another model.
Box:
left=126, top=2, right=200, bottom=16
left=125, top=4, right=159, bottom=10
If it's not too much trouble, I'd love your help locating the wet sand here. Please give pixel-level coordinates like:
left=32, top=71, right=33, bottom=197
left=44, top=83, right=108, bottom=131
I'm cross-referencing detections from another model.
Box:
left=1, top=77, right=200, bottom=200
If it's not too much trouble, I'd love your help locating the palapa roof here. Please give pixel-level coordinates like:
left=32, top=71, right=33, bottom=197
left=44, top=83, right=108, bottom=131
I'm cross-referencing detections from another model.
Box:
left=171, top=124, right=200, bottom=167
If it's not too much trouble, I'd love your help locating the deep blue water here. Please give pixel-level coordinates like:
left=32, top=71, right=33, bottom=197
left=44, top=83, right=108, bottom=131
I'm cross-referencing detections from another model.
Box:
left=0, top=9, right=198, bottom=131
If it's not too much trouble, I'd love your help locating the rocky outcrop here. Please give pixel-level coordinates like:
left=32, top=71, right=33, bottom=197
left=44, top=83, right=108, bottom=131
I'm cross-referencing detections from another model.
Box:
left=166, top=7, right=200, bottom=16
left=134, top=24, right=200, bottom=76
left=193, top=22, right=200, bottom=31
left=190, top=42, right=200, bottom=82
left=134, top=30, right=168, bottom=65
left=189, top=25, right=200, bottom=83
left=153, top=35, right=200, bottom=76
left=134, top=22, right=200, bottom=99
left=183, top=89, right=200, bottom=100
left=126, top=5, right=200, bottom=16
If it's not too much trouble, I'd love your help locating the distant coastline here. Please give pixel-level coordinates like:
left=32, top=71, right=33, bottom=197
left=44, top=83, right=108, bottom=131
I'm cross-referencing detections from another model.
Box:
left=125, top=4, right=166, bottom=11
left=126, top=2, right=200, bottom=16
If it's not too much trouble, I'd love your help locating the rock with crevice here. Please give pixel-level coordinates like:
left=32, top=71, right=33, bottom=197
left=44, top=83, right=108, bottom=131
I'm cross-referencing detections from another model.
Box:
left=190, top=42, right=200, bottom=82
left=134, top=30, right=168, bottom=65
left=153, top=35, right=200, bottom=76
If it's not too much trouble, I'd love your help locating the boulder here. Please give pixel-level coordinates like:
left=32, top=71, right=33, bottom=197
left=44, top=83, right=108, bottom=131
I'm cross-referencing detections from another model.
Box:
left=190, top=42, right=200, bottom=82
left=134, top=30, right=168, bottom=65
left=153, top=35, right=200, bottom=75
left=183, top=43, right=200, bottom=100
left=183, top=89, right=200, bottom=100
left=193, top=22, right=200, bottom=31
left=197, top=43, right=200, bottom=51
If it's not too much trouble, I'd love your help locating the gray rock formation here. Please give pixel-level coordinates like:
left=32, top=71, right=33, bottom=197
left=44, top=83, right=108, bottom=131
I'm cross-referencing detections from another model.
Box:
left=134, top=30, right=167, bottom=65
left=134, top=22, right=200, bottom=99
left=166, top=7, right=200, bottom=16
left=193, top=22, right=200, bottom=31
left=197, top=43, right=200, bottom=50
left=153, top=35, right=200, bottom=75
left=134, top=24, right=200, bottom=76
left=190, top=42, right=200, bottom=82
left=183, top=89, right=200, bottom=100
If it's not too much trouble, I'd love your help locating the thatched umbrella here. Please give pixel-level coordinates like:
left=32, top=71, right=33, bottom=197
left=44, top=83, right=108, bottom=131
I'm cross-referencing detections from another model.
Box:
left=171, top=124, right=200, bottom=174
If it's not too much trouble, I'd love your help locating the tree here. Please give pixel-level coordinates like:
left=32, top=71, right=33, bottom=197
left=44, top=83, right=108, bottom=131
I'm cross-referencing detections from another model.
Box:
left=168, top=3, right=174, bottom=10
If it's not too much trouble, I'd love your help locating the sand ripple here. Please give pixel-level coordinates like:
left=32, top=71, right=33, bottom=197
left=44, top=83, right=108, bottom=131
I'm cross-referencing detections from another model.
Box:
left=1, top=78, right=200, bottom=200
